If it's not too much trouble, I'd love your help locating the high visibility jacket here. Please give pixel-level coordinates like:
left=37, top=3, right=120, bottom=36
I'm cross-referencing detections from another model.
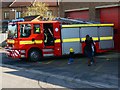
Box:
left=36, top=28, right=40, bottom=33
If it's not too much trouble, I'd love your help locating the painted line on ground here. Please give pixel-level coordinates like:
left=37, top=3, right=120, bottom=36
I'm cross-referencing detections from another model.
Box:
left=94, top=63, right=104, bottom=71
left=0, top=63, right=117, bottom=88
left=44, top=60, right=54, bottom=64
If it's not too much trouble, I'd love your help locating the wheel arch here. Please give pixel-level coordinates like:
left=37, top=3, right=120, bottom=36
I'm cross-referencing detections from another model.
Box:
left=27, top=47, right=43, bottom=58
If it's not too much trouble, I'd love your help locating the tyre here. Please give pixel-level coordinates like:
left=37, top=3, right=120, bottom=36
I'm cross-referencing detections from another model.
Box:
left=28, top=49, right=42, bottom=62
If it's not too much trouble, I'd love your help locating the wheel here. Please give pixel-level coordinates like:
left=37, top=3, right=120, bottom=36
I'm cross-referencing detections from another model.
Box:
left=28, top=49, right=42, bottom=62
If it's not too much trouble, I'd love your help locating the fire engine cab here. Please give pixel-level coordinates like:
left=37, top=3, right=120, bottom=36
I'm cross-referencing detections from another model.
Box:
left=6, top=19, right=114, bottom=61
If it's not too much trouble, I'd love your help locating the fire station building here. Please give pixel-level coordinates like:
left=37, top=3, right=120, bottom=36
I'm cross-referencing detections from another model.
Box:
left=1, top=1, right=120, bottom=52
left=59, top=2, right=120, bottom=52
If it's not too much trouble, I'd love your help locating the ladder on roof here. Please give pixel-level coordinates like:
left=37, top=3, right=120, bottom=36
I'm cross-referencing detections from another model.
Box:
left=54, top=17, right=93, bottom=24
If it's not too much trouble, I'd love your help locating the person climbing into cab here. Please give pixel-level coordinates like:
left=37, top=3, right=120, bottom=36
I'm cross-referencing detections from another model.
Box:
left=44, top=28, right=54, bottom=46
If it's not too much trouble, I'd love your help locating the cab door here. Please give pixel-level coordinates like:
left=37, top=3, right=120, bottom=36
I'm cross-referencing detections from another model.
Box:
left=42, top=23, right=55, bottom=57
left=43, top=23, right=54, bottom=47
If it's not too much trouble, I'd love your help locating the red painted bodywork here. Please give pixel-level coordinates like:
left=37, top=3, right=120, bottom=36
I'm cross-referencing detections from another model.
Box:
left=6, top=21, right=62, bottom=58
left=6, top=20, right=114, bottom=59
left=81, top=42, right=107, bottom=55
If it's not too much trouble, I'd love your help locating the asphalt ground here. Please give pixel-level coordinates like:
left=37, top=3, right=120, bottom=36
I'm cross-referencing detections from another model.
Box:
left=0, top=48, right=120, bottom=89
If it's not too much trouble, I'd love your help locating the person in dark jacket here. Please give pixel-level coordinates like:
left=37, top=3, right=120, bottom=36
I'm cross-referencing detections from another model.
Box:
left=90, top=37, right=96, bottom=64
left=84, top=35, right=95, bottom=66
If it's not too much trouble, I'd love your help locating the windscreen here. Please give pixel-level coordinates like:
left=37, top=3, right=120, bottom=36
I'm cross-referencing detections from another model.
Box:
left=8, top=22, right=17, bottom=39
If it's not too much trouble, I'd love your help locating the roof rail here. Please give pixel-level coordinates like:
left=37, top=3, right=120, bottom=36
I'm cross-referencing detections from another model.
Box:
left=54, top=17, right=93, bottom=24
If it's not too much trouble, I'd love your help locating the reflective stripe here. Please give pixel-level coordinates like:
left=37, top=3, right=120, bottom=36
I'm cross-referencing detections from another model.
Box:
left=20, top=41, right=34, bottom=45
left=20, top=50, right=25, bottom=53
left=7, top=39, right=15, bottom=44
left=15, top=50, right=19, bottom=55
left=81, top=38, right=86, bottom=41
left=36, top=28, right=40, bottom=32
left=20, top=39, right=60, bottom=44
left=20, top=40, right=43, bottom=45
left=62, top=36, right=113, bottom=43
left=62, top=38, right=80, bottom=42
left=14, top=53, right=18, bottom=57
left=21, top=55, right=25, bottom=58
left=43, top=54, right=54, bottom=57
left=11, top=36, right=113, bottom=45
left=34, top=40, right=43, bottom=44
left=62, top=24, right=114, bottom=28
left=55, top=39, right=61, bottom=43
left=100, top=36, right=113, bottom=40
left=43, top=49, right=53, bottom=52
left=81, top=37, right=99, bottom=41
left=93, top=37, right=99, bottom=41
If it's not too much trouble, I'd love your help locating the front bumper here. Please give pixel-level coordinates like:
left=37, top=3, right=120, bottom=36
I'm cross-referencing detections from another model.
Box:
left=5, top=47, right=26, bottom=58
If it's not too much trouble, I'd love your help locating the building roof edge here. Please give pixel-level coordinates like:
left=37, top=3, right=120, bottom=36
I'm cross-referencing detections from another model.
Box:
left=65, top=7, right=89, bottom=12
left=95, top=4, right=119, bottom=9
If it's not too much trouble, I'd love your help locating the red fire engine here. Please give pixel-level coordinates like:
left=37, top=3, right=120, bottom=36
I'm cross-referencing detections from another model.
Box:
left=6, top=19, right=114, bottom=61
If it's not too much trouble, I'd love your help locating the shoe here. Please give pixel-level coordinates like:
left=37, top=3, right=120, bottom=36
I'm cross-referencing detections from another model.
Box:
left=68, top=63, right=71, bottom=64
left=91, top=62, right=93, bottom=65
left=88, top=64, right=91, bottom=66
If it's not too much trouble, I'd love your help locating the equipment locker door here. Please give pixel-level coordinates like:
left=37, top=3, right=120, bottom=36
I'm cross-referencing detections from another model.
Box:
left=80, top=27, right=99, bottom=42
left=61, top=28, right=81, bottom=55
left=99, top=27, right=114, bottom=49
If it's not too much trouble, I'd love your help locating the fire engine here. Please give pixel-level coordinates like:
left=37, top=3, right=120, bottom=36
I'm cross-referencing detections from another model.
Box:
left=6, top=18, right=114, bottom=61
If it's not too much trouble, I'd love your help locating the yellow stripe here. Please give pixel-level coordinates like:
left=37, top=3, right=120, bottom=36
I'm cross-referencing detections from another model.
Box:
left=63, top=38, right=80, bottom=42
left=20, top=41, right=34, bottom=45
left=55, top=39, right=61, bottom=43
left=14, top=36, right=113, bottom=45
left=81, top=37, right=99, bottom=41
left=7, top=39, right=15, bottom=44
left=81, top=36, right=113, bottom=41
left=62, top=24, right=114, bottom=28
left=35, top=40, right=43, bottom=44
left=20, top=40, right=43, bottom=45
left=100, top=36, right=113, bottom=40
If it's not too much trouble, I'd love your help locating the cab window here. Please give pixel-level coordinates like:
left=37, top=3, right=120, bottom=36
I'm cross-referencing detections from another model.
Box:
left=20, top=24, right=31, bottom=38
left=34, top=24, right=40, bottom=34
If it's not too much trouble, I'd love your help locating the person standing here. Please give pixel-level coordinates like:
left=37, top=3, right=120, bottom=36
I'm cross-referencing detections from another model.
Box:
left=84, top=35, right=95, bottom=66
left=68, top=47, right=74, bottom=64
left=90, top=37, right=96, bottom=65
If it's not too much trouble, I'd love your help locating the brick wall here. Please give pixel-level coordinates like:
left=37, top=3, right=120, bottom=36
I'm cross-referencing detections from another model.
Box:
left=59, top=2, right=118, bottom=21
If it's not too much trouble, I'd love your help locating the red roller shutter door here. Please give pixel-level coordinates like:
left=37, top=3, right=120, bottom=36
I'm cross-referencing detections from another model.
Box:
left=100, top=7, right=120, bottom=51
left=65, top=10, right=89, bottom=20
